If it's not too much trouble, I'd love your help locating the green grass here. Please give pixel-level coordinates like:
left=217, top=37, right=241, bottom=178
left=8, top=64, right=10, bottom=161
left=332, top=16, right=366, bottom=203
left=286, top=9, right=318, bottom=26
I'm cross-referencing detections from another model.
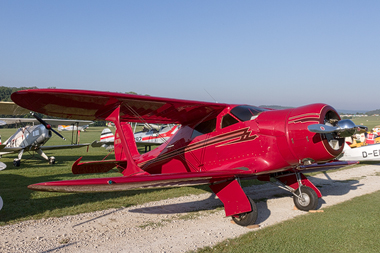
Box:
left=0, top=126, right=268, bottom=225
left=351, top=115, right=380, bottom=130
left=1, top=120, right=379, bottom=227
left=195, top=190, right=380, bottom=253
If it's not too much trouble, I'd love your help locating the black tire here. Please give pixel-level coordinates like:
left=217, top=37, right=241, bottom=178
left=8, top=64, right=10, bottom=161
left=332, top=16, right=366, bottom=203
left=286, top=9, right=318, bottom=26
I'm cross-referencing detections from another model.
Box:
left=293, top=186, right=319, bottom=211
left=49, top=157, right=56, bottom=165
left=13, top=159, right=20, bottom=167
left=232, top=196, right=258, bottom=226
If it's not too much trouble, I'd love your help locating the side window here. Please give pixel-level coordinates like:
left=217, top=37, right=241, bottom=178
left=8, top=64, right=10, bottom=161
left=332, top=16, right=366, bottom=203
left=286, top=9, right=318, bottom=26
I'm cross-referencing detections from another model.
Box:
left=191, top=118, right=216, bottom=139
left=221, top=113, right=239, bottom=128
left=231, top=105, right=267, bottom=122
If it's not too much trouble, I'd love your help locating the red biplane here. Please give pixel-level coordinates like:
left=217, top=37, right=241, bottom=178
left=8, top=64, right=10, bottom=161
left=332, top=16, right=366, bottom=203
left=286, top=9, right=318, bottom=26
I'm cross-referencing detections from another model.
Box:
left=11, top=89, right=362, bottom=226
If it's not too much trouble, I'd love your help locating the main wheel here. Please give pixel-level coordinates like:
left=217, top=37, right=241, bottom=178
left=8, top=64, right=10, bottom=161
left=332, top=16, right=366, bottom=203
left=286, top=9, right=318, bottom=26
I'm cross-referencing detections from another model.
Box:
left=232, top=197, right=258, bottom=226
left=49, top=157, right=56, bottom=165
left=293, top=186, right=319, bottom=211
left=13, top=159, right=21, bottom=167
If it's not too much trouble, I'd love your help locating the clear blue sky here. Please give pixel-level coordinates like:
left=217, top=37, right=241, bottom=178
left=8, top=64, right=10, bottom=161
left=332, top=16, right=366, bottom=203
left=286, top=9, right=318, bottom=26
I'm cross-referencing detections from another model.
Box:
left=1, top=1, right=379, bottom=111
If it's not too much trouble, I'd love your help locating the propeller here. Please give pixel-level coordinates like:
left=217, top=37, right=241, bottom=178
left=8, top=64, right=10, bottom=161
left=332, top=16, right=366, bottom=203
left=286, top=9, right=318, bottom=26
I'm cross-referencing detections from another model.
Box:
left=31, top=112, right=66, bottom=140
left=308, top=119, right=367, bottom=138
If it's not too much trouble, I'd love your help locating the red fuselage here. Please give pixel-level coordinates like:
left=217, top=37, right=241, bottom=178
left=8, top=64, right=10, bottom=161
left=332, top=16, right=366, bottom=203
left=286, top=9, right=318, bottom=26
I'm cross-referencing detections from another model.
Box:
left=135, top=103, right=343, bottom=175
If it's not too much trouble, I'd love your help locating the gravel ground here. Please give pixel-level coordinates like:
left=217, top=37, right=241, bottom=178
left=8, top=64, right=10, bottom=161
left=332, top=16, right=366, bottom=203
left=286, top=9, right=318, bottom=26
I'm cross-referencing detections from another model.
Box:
left=1, top=164, right=380, bottom=253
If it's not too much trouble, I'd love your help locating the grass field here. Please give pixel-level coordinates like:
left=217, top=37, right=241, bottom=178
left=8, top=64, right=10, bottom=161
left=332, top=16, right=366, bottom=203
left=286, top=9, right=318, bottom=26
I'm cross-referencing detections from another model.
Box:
left=351, top=115, right=380, bottom=130
left=1, top=121, right=380, bottom=251
left=0, top=126, right=218, bottom=225
left=196, top=190, right=380, bottom=253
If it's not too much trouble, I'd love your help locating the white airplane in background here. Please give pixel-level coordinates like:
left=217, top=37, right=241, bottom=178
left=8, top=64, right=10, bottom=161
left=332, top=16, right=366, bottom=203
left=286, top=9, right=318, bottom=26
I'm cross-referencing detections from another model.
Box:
left=0, top=101, right=29, bottom=210
left=92, top=124, right=180, bottom=152
left=339, top=142, right=380, bottom=162
left=0, top=113, right=93, bottom=167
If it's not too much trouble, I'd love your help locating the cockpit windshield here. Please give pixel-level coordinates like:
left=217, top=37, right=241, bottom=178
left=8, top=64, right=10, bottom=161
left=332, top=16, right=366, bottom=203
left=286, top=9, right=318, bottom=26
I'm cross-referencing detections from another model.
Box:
left=230, top=105, right=267, bottom=122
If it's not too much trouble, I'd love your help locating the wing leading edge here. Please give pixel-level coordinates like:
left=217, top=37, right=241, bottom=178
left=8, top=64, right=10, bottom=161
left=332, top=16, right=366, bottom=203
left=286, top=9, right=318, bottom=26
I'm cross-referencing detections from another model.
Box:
left=27, top=170, right=255, bottom=193
left=11, top=89, right=228, bottom=125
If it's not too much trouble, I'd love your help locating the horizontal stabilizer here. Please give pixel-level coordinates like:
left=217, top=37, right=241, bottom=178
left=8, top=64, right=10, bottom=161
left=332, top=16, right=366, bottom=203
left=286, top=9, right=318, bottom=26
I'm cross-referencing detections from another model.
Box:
left=91, top=140, right=113, bottom=147
left=72, top=157, right=128, bottom=174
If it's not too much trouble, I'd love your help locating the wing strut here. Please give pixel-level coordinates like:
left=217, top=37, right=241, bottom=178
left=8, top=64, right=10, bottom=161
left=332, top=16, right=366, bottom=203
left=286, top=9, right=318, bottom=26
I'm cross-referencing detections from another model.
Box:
left=106, top=106, right=147, bottom=176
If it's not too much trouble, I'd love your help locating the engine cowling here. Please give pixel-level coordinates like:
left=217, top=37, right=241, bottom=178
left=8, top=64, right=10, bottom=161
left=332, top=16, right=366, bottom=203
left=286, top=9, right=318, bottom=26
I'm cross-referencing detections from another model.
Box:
left=256, top=104, right=347, bottom=166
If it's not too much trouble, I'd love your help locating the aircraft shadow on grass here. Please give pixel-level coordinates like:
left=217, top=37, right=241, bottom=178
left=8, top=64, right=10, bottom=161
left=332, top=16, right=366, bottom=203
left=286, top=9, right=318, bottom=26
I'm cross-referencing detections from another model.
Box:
left=128, top=173, right=363, bottom=224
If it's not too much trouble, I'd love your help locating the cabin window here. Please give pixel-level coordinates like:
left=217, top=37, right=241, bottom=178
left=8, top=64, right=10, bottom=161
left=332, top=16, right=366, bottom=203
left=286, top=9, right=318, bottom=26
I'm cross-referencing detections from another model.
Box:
left=191, top=118, right=216, bottom=139
left=230, top=105, right=267, bottom=122
left=221, top=113, right=239, bottom=128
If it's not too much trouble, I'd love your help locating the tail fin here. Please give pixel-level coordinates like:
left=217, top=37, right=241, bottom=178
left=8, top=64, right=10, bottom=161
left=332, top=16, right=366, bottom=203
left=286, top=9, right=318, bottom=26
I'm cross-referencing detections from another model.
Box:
left=100, top=128, right=115, bottom=143
left=106, top=106, right=147, bottom=176
left=114, top=122, right=139, bottom=160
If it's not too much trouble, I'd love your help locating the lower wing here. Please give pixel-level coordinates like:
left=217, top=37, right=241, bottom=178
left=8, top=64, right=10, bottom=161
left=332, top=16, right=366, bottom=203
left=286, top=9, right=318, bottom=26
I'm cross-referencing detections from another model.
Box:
left=40, top=144, right=90, bottom=150
left=27, top=160, right=357, bottom=193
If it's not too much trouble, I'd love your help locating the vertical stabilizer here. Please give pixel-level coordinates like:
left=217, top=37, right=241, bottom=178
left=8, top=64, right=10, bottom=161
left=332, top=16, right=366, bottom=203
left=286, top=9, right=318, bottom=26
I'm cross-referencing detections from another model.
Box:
left=105, top=106, right=147, bottom=176
left=114, top=122, right=140, bottom=160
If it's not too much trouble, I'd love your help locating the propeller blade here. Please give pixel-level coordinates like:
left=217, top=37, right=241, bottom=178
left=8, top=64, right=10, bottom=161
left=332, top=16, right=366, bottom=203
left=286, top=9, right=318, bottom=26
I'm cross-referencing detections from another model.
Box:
left=30, top=112, right=46, bottom=125
left=31, top=112, right=66, bottom=140
left=308, top=119, right=366, bottom=138
left=357, top=125, right=368, bottom=133
left=50, top=128, right=66, bottom=140
left=307, top=124, right=337, bottom=134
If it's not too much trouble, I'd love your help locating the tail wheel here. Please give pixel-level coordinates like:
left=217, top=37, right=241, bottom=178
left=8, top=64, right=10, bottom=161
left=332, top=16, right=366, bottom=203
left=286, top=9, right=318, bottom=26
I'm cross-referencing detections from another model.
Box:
left=232, top=196, right=258, bottom=226
left=293, top=186, right=319, bottom=211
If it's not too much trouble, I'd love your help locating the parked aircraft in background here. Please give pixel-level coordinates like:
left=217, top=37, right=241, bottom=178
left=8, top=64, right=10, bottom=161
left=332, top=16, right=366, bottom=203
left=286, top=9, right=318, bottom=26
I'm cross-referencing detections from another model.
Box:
left=12, top=89, right=362, bottom=226
left=0, top=114, right=92, bottom=167
left=91, top=124, right=180, bottom=152
left=0, top=101, right=29, bottom=209
left=58, top=124, right=91, bottom=131
left=339, top=142, right=380, bottom=162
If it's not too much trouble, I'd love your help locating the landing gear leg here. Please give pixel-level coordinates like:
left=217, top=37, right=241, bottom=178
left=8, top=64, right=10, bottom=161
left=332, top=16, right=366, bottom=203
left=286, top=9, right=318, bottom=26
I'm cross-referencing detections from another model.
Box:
left=14, top=149, right=24, bottom=167
left=273, top=171, right=321, bottom=211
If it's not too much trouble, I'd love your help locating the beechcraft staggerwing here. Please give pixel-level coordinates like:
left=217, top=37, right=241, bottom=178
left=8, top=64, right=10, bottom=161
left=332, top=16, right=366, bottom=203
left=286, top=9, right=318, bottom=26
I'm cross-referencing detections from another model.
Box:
left=0, top=115, right=92, bottom=167
left=11, top=89, right=363, bottom=226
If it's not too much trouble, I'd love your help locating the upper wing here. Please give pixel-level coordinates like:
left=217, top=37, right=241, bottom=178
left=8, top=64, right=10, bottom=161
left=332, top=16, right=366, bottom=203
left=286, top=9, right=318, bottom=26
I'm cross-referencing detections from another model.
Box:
left=0, top=101, right=29, bottom=115
left=11, top=89, right=228, bottom=125
left=0, top=118, right=93, bottom=126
